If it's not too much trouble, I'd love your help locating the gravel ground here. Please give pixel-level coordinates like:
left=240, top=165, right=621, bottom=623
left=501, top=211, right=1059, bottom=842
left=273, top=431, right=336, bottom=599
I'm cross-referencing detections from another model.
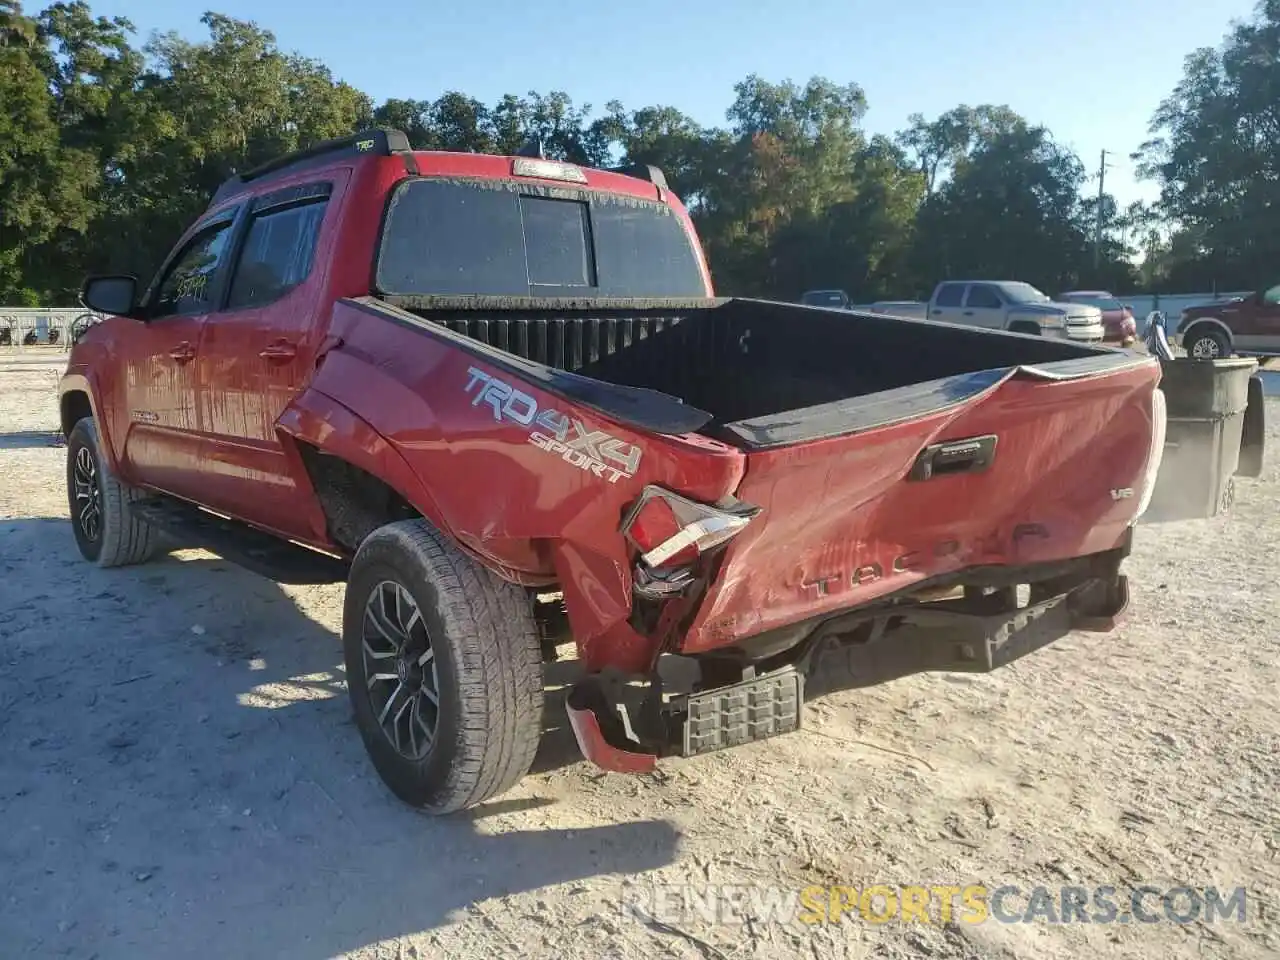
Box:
left=1, top=353, right=1277, bottom=960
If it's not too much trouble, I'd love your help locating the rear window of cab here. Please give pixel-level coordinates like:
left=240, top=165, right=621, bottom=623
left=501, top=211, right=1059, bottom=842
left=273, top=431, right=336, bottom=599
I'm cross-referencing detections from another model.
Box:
left=375, top=178, right=707, bottom=298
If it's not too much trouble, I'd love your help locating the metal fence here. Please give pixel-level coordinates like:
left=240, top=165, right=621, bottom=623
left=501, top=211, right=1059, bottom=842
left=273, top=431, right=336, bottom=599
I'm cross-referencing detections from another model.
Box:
left=0, top=308, right=103, bottom=352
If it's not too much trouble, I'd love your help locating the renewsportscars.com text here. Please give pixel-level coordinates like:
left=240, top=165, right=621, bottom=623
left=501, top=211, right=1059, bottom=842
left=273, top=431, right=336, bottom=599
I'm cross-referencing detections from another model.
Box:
left=619, top=882, right=1249, bottom=927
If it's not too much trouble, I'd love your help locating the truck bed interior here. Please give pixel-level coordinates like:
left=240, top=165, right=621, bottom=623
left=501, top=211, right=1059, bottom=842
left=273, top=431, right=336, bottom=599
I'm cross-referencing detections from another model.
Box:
left=387, top=296, right=1114, bottom=437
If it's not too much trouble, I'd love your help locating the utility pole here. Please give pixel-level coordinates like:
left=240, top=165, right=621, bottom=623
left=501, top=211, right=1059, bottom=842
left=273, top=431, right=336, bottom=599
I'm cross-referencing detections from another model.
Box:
left=1093, top=149, right=1111, bottom=272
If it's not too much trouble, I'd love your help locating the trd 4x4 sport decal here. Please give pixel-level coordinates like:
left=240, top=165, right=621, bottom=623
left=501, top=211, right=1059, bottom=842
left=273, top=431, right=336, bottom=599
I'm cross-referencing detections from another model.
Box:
left=464, top=367, right=642, bottom=483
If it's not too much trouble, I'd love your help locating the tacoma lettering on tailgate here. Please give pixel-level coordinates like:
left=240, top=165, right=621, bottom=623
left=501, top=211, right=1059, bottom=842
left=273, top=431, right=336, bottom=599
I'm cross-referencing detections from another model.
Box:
left=800, top=524, right=1052, bottom=597
left=464, top=366, right=642, bottom=483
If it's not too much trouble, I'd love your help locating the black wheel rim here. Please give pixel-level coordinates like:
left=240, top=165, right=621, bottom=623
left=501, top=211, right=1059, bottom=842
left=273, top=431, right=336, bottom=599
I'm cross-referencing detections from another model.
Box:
left=72, top=445, right=102, bottom=542
left=362, top=580, right=439, bottom=760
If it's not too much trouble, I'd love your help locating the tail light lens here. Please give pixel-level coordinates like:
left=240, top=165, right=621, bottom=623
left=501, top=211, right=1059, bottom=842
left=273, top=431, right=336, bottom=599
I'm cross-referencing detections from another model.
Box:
left=621, top=486, right=758, bottom=597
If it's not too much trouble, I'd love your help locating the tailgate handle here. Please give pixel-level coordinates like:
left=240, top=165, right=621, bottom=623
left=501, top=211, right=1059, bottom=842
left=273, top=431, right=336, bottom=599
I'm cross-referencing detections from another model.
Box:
left=909, top=435, right=998, bottom=481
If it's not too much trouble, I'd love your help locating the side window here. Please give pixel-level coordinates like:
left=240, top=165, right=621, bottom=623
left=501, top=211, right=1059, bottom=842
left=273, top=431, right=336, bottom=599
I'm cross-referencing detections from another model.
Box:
left=150, top=222, right=235, bottom=319
left=935, top=283, right=965, bottom=307
left=965, top=284, right=1003, bottom=309
left=227, top=199, right=329, bottom=309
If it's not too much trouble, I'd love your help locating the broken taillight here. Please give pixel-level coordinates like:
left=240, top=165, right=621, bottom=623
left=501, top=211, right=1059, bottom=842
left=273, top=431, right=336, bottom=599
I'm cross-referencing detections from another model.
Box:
left=621, top=486, right=759, bottom=597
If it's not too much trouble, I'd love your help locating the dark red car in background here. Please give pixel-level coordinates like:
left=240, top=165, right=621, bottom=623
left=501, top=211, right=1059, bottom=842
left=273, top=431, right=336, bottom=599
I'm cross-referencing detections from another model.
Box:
left=1059, top=291, right=1138, bottom=346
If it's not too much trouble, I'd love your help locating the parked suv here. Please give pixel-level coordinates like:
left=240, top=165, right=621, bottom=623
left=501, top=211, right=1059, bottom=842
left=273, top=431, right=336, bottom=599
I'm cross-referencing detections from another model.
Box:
left=800, top=289, right=851, bottom=309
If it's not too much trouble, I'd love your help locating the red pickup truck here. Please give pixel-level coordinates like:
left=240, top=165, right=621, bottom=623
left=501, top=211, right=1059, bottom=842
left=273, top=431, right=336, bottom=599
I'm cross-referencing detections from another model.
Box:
left=62, top=129, right=1170, bottom=814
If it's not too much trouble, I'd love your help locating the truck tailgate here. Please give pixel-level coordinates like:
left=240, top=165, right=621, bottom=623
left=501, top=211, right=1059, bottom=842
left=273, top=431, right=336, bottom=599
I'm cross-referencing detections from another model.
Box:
left=681, top=355, right=1163, bottom=652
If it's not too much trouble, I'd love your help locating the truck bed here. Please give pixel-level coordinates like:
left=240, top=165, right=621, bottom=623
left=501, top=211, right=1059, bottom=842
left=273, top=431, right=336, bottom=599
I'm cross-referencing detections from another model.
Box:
left=385, top=295, right=1126, bottom=449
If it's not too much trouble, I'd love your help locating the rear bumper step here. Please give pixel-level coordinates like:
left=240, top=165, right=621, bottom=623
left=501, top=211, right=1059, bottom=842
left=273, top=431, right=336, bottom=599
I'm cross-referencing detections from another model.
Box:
left=682, top=669, right=802, bottom=757
left=565, top=571, right=1129, bottom=772
left=565, top=668, right=804, bottom=770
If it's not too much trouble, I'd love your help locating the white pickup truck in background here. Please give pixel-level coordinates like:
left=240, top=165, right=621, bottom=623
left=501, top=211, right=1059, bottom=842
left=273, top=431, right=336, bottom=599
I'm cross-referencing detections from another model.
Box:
left=866, top=282, right=1106, bottom=342
left=927, top=281, right=1105, bottom=341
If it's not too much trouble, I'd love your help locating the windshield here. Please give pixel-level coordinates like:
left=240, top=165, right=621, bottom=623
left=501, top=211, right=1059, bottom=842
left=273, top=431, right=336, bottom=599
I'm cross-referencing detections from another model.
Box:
left=998, top=282, right=1052, bottom=304
left=375, top=178, right=708, bottom=298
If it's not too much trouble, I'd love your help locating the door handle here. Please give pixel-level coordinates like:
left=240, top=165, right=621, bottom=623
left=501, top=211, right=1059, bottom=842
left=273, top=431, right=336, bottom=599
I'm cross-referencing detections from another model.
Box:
left=908, top=435, right=998, bottom=481
left=962, top=310, right=974, bottom=316
left=168, top=342, right=195, bottom=363
left=259, top=340, right=298, bottom=361
left=931, top=309, right=943, bottom=315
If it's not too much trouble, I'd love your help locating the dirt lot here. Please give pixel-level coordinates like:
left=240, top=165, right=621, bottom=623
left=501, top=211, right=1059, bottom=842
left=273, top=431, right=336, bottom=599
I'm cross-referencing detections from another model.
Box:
left=2, top=353, right=1277, bottom=960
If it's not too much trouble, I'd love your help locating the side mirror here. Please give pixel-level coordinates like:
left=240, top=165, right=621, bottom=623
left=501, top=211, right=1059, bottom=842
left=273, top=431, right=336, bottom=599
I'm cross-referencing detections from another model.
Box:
left=81, top=275, right=140, bottom=319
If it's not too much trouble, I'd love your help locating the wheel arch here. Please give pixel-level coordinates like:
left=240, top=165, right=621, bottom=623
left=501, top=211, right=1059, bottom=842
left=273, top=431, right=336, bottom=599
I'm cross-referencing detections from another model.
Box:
left=276, top=387, right=452, bottom=555
left=58, top=373, right=123, bottom=475
left=1179, top=316, right=1234, bottom=347
left=60, top=389, right=93, bottom=436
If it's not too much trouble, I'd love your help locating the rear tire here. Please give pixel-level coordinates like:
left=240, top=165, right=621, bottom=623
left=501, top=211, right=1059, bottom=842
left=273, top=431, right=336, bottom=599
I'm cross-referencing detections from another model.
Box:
left=65, top=417, right=162, bottom=568
left=1184, top=325, right=1231, bottom=359
left=343, top=519, right=544, bottom=814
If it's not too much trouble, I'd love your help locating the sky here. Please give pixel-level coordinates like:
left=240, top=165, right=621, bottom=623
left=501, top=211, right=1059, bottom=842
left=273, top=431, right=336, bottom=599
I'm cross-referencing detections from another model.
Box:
left=90, top=0, right=1258, bottom=207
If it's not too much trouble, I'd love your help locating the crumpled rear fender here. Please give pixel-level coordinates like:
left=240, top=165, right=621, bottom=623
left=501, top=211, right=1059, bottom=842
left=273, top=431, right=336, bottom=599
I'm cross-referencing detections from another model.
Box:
left=291, top=304, right=746, bottom=675
left=275, top=386, right=450, bottom=549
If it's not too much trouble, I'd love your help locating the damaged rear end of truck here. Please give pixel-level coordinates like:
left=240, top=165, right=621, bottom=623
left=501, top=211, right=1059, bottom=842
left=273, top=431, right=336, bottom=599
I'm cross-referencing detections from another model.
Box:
left=63, top=132, right=1257, bottom=814
left=335, top=291, right=1166, bottom=774
left=324, top=160, right=1171, bottom=777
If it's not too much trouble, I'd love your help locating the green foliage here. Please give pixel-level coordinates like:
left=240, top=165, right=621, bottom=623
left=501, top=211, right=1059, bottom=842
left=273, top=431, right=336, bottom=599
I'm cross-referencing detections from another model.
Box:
left=1137, top=0, right=1279, bottom=290
left=0, top=3, right=1266, bottom=305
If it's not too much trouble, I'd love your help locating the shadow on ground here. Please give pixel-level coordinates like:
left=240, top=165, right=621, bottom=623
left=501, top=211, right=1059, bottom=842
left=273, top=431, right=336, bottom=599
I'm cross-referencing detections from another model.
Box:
left=0, top=517, right=679, bottom=960
left=0, top=429, right=64, bottom=450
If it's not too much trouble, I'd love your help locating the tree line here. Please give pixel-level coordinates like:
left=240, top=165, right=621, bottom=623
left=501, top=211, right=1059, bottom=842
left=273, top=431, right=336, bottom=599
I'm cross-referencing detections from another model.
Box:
left=1, top=0, right=1276, bottom=306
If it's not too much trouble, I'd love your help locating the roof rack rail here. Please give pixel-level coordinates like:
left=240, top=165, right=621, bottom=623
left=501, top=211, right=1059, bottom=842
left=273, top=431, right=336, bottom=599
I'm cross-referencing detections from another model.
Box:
left=607, top=163, right=669, bottom=192
left=209, top=127, right=414, bottom=207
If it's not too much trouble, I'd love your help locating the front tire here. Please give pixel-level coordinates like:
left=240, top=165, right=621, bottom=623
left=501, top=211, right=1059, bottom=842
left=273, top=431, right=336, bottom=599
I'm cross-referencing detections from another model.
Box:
left=65, top=417, right=162, bottom=567
left=343, top=520, right=544, bottom=814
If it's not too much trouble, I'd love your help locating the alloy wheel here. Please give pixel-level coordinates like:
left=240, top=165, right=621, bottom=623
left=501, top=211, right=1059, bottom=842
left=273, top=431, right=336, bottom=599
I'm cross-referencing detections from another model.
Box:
left=72, top=445, right=102, bottom=542
left=361, top=580, right=440, bottom=761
